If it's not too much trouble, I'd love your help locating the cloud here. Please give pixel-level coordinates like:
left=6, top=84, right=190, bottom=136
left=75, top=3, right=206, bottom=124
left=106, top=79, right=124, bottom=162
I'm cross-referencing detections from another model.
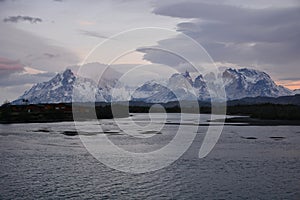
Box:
left=0, top=23, right=79, bottom=102
left=43, top=53, right=59, bottom=59
left=154, top=2, right=300, bottom=24
left=78, top=20, right=95, bottom=26
left=79, top=30, right=109, bottom=39
left=0, top=57, right=23, bottom=70
left=0, top=57, right=56, bottom=103
left=0, top=57, right=55, bottom=87
left=142, top=1, right=300, bottom=80
left=0, top=71, right=55, bottom=103
left=0, top=71, right=55, bottom=87
left=0, top=23, right=79, bottom=72
left=3, top=15, right=42, bottom=24
left=0, top=57, right=24, bottom=75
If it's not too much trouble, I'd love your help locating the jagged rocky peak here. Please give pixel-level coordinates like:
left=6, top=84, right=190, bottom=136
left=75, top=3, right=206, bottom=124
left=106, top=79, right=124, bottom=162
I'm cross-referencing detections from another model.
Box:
left=223, top=68, right=271, bottom=81
left=182, top=70, right=192, bottom=79
left=169, top=71, right=193, bottom=88
left=293, top=89, right=300, bottom=94
left=12, top=67, right=296, bottom=104
left=13, top=68, right=106, bottom=104
left=61, top=69, right=76, bottom=83
left=193, top=74, right=205, bottom=88
left=221, top=67, right=293, bottom=99
left=62, top=68, right=74, bottom=77
left=138, top=81, right=163, bottom=90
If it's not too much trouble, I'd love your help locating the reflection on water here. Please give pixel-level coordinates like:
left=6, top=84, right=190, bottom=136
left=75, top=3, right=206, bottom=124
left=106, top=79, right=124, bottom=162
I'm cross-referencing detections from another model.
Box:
left=0, top=114, right=299, bottom=199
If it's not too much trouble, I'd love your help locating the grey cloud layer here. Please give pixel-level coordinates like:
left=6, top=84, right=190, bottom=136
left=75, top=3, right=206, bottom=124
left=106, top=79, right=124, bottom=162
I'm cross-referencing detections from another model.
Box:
left=145, top=2, right=300, bottom=80
left=79, top=30, right=109, bottom=39
left=0, top=71, right=55, bottom=103
left=0, top=24, right=79, bottom=72
left=0, top=23, right=79, bottom=101
left=0, top=57, right=24, bottom=76
left=0, top=72, right=55, bottom=87
left=3, top=15, right=42, bottom=23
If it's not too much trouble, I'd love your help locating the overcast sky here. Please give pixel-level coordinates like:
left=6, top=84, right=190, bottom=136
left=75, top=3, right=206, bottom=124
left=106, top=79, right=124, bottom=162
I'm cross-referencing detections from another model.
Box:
left=0, top=0, right=299, bottom=102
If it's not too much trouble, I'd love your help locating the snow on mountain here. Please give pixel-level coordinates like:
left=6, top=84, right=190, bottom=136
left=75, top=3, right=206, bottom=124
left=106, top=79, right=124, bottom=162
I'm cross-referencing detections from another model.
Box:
left=193, top=74, right=210, bottom=100
left=131, top=71, right=200, bottom=103
left=132, top=81, right=168, bottom=99
left=131, top=81, right=175, bottom=103
left=12, top=67, right=295, bottom=104
left=13, top=69, right=106, bottom=104
left=294, top=89, right=300, bottom=94
left=133, top=68, right=294, bottom=102
left=222, top=68, right=293, bottom=99
left=166, top=72, right=196, bottom=100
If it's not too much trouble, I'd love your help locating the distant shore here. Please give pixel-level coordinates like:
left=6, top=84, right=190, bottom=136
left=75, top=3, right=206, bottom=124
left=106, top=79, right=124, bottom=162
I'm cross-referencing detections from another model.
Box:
left=209, top=117, right=300, bottom=126
left=1, top=101, right=300, bottom=124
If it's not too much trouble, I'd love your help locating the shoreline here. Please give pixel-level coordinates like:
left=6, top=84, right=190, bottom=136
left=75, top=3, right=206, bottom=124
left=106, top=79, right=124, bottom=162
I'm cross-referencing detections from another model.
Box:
left=209, top=117, right=300, bottom=126
left=1, top=115, right=300, bottom=126
left=1, top=102, right=300, bottom=125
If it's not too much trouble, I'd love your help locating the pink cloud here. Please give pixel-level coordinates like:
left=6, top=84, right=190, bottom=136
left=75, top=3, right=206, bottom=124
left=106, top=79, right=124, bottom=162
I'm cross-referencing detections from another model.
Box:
left=0, top=57, right=24, bottom=74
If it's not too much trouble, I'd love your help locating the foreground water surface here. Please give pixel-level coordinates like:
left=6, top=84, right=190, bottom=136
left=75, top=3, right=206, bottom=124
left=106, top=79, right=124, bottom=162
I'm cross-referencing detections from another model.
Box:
left=0, top=114, right=299, bottom=199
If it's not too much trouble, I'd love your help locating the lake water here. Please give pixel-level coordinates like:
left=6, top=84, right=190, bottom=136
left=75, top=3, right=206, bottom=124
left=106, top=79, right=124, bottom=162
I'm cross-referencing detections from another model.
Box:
left=0, top=113, right=299, bottom=199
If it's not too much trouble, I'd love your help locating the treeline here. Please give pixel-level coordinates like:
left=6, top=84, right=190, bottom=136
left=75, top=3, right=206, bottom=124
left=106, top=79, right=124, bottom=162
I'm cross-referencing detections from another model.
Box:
left=1, top=101, right=299, bottom=123
left=130, top=103, right=300, bottom=120
left=0, top=103, right=128, bottom=123
left=226, top=103, right=300, bottom=120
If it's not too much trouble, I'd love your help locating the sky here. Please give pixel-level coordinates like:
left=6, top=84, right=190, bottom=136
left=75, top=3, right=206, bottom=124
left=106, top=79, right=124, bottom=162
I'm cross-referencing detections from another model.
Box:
left=0, top=0, right=299, bottom=102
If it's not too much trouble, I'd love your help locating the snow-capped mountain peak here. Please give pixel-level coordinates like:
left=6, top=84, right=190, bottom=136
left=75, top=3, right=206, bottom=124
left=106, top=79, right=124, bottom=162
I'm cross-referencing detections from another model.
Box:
left=294, top=89, right=300, bottom=94
left=12, top=67, right=295, bottom=104
left=222, top=68, right=292, bottom=99
left=13, top=69, right=107, bottom=104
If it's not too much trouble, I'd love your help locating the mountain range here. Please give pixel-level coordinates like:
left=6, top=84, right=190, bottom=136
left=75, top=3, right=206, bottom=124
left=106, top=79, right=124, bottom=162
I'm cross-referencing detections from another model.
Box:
left=13, top=67, right=297, bottom=104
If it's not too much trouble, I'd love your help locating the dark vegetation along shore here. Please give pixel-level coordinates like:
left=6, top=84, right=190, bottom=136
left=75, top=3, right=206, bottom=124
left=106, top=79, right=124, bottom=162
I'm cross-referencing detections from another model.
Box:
left=0, top=102, right=127, bottom=124
left=0, top=96, right=300, bottom=125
